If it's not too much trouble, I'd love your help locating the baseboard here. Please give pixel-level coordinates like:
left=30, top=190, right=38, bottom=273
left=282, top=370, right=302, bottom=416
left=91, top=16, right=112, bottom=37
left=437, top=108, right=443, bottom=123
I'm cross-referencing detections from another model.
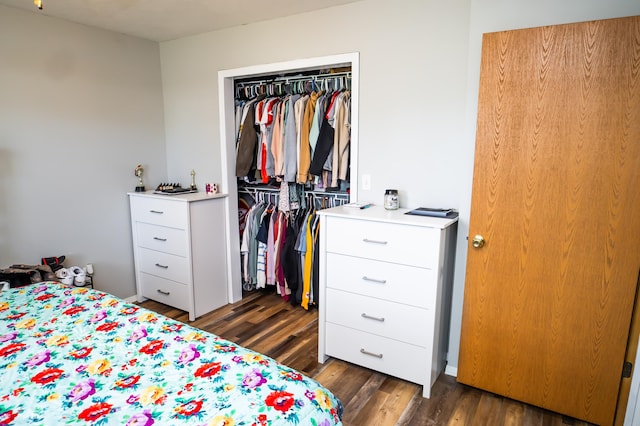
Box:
left=124, top=295, right=138, bottom=303
left=444, top=365, right=458, bottom=377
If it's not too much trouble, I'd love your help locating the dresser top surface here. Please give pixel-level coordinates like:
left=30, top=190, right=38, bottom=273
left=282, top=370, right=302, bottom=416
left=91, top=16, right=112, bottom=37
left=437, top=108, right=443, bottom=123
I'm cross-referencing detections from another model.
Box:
left=318, top=205, right=458, bottom=229
left=128, top=191, right=227, bottom=203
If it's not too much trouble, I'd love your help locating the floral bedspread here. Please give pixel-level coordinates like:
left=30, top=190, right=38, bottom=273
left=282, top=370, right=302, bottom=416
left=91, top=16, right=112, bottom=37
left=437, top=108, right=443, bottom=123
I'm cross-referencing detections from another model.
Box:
left=0, top=282, right=343, bottom=425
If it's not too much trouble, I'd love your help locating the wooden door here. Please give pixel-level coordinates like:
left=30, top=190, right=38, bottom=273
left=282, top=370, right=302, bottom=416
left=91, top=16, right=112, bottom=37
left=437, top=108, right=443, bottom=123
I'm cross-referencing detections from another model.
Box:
left=457, top=16, right=640, bottom=426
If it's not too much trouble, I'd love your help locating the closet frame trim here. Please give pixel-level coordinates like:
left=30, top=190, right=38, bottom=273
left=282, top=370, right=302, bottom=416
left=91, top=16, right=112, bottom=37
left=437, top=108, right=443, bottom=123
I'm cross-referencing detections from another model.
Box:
left=218, top=52, right=360, bottom=304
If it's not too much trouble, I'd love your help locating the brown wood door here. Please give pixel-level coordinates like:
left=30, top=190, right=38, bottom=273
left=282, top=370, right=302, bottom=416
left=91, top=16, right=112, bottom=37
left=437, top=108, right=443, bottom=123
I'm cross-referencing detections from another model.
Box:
left=457, top=16, right=640, bottom=426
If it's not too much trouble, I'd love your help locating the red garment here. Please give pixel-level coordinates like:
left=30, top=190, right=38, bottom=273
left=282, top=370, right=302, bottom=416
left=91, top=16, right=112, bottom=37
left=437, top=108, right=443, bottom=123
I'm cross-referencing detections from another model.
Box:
left=325, top=91, right=342, bottom=120
left=260, top=98, right=279, bottom=183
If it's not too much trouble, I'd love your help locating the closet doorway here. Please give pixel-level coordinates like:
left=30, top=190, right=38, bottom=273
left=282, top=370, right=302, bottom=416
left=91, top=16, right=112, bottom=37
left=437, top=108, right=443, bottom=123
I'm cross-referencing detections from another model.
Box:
left=217, top=53, right=360, bottom=304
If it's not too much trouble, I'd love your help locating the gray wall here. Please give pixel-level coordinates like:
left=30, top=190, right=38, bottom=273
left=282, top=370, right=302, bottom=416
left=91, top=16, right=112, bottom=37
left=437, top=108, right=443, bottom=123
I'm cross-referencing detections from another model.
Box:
left=0, top=6, right=166, bottom=298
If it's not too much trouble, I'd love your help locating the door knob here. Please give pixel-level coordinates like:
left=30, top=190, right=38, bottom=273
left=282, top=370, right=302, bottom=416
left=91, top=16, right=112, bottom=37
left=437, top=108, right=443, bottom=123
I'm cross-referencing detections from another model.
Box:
left=472, top=235, right=485, bottom=248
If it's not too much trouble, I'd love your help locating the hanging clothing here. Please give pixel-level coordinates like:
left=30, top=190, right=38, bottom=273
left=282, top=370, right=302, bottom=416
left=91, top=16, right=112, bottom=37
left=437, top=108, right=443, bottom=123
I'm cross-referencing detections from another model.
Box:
left=308, top=117, right=334, bottom=176
left=236, top=96, right=264, bottom=177
left=301, top=211, right=315, bottom=310
left=332, top=92, right=351, bottom=187
left=298, top=91, right=322, bottom=184
left=283, top=94, right=301, bottom=182
left=235, top=73, right=352, bottom=310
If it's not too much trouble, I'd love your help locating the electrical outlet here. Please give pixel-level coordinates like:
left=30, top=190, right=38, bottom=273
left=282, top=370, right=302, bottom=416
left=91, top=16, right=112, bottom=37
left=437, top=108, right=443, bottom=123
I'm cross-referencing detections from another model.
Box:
left=362, top=174, right=371, bottom=190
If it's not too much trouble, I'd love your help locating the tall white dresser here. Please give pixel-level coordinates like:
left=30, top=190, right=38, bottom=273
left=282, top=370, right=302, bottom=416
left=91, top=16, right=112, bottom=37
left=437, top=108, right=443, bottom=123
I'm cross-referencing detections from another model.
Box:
left=128, top=191, right=228, bottom=321
left=317, top=205, right=457, bottom=398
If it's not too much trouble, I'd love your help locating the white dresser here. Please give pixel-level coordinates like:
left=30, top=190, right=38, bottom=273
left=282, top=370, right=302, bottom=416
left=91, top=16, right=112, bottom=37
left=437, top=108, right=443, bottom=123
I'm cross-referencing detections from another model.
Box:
left=128, top=191, right=228, bottom=321
left=317, top=205, right=457, bottom=398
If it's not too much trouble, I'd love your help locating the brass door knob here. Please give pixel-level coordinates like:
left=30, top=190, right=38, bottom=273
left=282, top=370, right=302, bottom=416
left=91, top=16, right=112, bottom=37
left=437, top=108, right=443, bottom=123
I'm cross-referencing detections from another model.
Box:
left=472, top=235, right=485, bottom=248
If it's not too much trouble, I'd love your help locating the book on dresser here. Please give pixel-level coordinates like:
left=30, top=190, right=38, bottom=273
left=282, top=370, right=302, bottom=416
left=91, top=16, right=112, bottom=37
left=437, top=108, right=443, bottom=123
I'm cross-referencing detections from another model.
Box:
left=406, top=207, right=457, bottom=218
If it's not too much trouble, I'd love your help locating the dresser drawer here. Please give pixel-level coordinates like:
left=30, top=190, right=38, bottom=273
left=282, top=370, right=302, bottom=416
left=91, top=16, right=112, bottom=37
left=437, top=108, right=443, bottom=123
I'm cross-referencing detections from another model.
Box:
left=325, top=323, right=428, bottom=385
left=138, top=247, right=190, bottom=283
left=326, top=288, right=433, bottom=347
left=136, top=223, right=189, bottom=257
left=139, top=273, right=190, bottom=312
left=325, top=216, right=441, bottom=268
left=326, top=253, right=436, bottom=308
left=130, top=196, right=187, bottom=229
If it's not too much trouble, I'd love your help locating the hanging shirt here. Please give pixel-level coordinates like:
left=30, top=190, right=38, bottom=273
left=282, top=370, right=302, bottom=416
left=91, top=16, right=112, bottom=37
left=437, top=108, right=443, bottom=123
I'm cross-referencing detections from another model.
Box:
left=236, top=96, right=265, bottom=177
left=258, top=98, right=279, bottom=183
left=270, top=100, right=285, bottom=177
left=309, top=94, right=327, bottom=158
left=297, top=91, right=321, bottom=184
left=294, top=94, right=310, bottom=182
left=301, top=211, right=316, bottom=310
left=283, top=94, right=301, bottom=182
left=332, top=92, right=351, bottom=187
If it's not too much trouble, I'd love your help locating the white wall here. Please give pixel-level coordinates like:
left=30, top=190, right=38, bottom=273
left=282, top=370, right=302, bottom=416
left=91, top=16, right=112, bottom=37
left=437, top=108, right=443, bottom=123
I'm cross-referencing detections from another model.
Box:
left=0, top=6, right=167, bottom=298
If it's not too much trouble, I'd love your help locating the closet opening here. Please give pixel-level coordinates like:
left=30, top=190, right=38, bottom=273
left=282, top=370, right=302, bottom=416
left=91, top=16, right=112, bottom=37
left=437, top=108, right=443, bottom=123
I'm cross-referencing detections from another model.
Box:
left=218, top=53, right=360, bottom=306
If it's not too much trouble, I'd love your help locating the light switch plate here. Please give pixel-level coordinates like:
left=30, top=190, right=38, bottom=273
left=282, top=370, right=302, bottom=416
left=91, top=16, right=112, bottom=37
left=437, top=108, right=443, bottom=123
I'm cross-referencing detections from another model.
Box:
left=362, top=174, right=371, bottom=190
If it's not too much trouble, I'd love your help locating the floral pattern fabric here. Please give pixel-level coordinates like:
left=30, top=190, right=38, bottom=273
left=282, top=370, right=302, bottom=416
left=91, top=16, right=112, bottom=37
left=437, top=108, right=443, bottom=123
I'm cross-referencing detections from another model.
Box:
left=0, top=282, right=343, bottom=425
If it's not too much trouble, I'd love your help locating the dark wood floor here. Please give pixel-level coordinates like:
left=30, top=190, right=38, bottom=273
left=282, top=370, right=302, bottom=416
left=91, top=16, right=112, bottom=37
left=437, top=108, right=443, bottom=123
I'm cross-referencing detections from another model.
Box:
left=138, top=289, right=595, bottom=426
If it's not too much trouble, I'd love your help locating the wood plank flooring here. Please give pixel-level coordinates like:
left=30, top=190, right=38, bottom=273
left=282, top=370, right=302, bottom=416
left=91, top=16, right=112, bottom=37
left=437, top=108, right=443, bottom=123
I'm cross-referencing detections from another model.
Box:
left=138, top=289, right=596, bottom=426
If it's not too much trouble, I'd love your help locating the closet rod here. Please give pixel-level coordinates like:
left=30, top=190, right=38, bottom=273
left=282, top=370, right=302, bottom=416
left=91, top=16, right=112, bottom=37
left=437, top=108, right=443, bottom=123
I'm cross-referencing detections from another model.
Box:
left=238, top=186, right=350, bottom=199
left=235, top=71, right=351, bottom=87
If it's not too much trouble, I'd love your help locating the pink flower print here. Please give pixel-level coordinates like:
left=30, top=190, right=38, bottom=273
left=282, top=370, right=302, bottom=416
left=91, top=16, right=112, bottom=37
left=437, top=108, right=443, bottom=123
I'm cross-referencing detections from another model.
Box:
left=25, top=350, right=51, bottom=367
left=0, top=332, right=17, bottom=343
left=129, top=327, right=147, bottom=342
left=69, top=379, right=96, bottom=402
left=57, top=297, right=75, bottom=309
left=32, top=285, right=48, bottom=294
left=126, top=394, right=140, bottom=404
left=242, top=368, right=267, bottom=389
left=89, top=310, right=108, bottom=323
left=126, top=410, right=154, bottom=426
left=178, top=344, right=200, bottom=365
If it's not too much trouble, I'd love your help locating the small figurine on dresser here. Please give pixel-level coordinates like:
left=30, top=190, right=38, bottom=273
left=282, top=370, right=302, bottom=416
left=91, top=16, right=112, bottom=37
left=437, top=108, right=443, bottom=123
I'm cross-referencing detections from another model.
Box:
left=134, top=163, right=145, bottom=192
left=190, top=169, right=197, bottom=191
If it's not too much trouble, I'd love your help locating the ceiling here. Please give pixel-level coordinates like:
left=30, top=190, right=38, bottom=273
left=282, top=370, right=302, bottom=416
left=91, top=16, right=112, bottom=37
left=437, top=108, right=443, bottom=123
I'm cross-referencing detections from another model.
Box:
left=0, top=0, right=363, bottom=42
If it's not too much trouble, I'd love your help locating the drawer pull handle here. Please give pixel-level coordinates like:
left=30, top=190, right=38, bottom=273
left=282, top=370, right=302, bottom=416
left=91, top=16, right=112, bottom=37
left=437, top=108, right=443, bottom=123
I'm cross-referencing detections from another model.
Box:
left=360, top=348, right=383, bottom=359
left=153, top=237, right=167, bottom=241
left=155, top=263, right=169, bottom=269
left=362, top=238, right=388, bottom=245
left=361, top=313, right=385, bottom=322
left=362, top=276, right=387, bottom=284
left=149, top=210, right=164, bottom=214
left=157, top=289, right=170, bottom=296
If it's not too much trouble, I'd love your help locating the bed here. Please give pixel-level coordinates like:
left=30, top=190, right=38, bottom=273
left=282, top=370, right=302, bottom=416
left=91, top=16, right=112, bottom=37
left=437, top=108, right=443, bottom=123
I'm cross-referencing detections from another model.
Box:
left=0, top=282, right=343, bottom=425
